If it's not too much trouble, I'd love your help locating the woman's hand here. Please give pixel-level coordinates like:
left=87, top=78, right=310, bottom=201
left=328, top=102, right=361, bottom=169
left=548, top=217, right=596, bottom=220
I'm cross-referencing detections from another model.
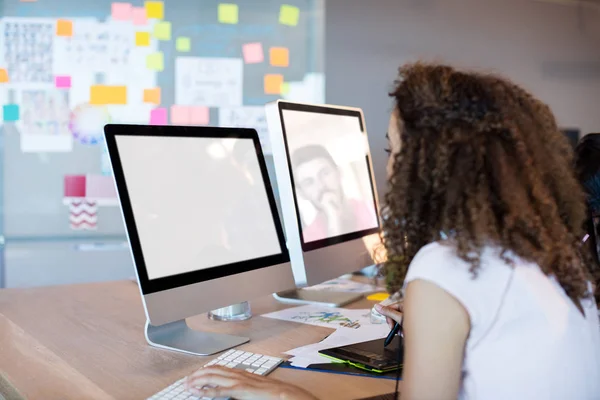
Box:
left=374, top=301, right=403, bottom=329
left=185, top=366, right=319, bottom=400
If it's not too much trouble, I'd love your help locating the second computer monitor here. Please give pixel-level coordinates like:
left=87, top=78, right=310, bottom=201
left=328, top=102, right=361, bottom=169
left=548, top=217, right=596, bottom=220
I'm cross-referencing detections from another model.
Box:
left=266, top=101, right=381, bottom=286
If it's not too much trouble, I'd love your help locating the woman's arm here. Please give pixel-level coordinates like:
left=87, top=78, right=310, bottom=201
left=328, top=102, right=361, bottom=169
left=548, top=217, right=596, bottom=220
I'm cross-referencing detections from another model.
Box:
left=401, top=279, right=470, bottom=400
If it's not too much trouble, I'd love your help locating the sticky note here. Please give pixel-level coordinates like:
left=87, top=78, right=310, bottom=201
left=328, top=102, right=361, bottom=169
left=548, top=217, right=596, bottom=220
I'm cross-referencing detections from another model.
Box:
left=3, top=104, right=19, bottom=122
left=56, top=19, right=73, bottom=37
left=143, top=87, right=161, bottom=104
left=264, top=74, right=284, bottom=95
left=0, top=68, right=8, bottom=83
left=90, top=85, right=127, bottom=105
left=64, top=175, right=86, bottom=197
left=55, top=75, right=71, bottom=88
left=112, top=2, right=132, bottom=21
left=279, top=5, right=299, bottom=26
left=270, top=47, right=289, bottom=67
left=170, top=105, right=190, bottom=125
left=281, top=82, right=290, bottom=95
left=218, top=3, right=238, bottom=24
left=145, top=1, right=164, bottom=19
left=153, top=21, right=171, bottom=40
left=136, top=31, right=150, bottom=46
left=190, top=106, right=210, bottom=125
left=150, top=108, right=167, bottom=125
left=86, top=175, right=117, bottom=199
left=176, top=37, right=191, bottom=52
left=146, top=52, right=164, bottom=71
left=132, top=7, right=148, bottom=25
left=367, top=293, right=390, bottom=302
left=242, top=42, right=263, bottom=64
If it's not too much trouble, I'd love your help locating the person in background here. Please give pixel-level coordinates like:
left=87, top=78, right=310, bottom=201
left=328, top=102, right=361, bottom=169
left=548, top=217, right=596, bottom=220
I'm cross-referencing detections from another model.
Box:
left=185, top=63, right=600, bottom=400
left=292, top=144, right=375, bottom=241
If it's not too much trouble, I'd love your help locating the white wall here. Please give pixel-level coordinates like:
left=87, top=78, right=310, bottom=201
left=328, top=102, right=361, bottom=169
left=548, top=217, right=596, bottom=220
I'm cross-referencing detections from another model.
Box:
left=325, top=0, right=600, bottom=200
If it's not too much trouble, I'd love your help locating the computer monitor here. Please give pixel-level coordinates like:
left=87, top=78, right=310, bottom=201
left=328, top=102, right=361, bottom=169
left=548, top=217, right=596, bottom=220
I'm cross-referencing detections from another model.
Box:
left=104, top=125, right=295, bottom=355
left=266, top=101, right=381, bottom=305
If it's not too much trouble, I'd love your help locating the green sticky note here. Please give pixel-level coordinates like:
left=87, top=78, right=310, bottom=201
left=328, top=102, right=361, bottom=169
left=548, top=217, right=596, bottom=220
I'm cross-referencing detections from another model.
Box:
left=279, top=4, right=299, bottom=26
left=176, top=36, right=191, bottom=52
left=153, top=21, right=171, bottom=40
left=280, top=82, right=290, bottom=95
left=146, top=52, right=164, bottom=71
left=218, top=3, right=238, bottom=24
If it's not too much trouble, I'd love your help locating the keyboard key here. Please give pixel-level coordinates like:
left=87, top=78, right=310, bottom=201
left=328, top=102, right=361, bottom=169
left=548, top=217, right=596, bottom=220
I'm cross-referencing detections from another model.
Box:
left=246, top=368, right=255, bottom=373
left=226, top=362, right=238, bottom=368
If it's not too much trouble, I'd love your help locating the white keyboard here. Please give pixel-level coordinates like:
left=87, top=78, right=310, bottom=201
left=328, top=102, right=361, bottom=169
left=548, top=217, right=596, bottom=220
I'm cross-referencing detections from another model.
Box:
left=148, top=350, right=283, bottom=400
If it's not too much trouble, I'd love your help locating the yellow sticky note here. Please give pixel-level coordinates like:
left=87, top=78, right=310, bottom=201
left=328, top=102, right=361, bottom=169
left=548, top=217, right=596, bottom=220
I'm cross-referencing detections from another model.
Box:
left=135, top=31, right=150, bottom=46
left=153, top=21, right=171, bottom=40
left=143, top=87, right=161, bottom=104
left=90, top=85, right=127, bottom=105
left=218, top=3, right=238, bottom=24
left=176, top=37, right=191, bottom=52
left=146, top=52, right=164, bottom=71
left=145, top=1, right=164, bottom=19
left=367, top=293, right=390, bottom=302
left=0, top=68, right=8, bottom=83
left=56, top=19, right=73, bottom=37
left=269, top=47, right=289, bottom=67
left=279, top=4, right=299, bottom=26
left=264, top=74, right=283, bottom=95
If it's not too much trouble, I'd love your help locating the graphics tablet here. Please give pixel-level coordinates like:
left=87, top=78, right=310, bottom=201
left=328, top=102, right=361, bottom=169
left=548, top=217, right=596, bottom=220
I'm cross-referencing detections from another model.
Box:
left=318, top=336, right=403, bottom=373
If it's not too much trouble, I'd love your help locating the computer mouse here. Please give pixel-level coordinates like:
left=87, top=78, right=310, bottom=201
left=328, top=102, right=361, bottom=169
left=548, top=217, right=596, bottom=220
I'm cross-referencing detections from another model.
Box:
left=370, top=292, right=402, bottom=324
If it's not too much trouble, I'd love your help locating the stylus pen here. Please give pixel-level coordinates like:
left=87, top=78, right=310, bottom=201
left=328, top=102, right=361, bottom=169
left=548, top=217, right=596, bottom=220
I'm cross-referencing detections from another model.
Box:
left=384, top=320, right=402, bottom=347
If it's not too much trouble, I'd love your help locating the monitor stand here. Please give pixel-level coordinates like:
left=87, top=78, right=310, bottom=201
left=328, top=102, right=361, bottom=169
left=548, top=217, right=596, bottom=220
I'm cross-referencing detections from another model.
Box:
left=273, top=288, right=363, bottom=308
left=145, top=319, right=249, bottom=356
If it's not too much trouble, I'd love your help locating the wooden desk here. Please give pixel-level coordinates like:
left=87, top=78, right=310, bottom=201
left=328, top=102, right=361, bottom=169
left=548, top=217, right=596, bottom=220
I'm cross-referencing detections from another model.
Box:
left=0, top=281, right=398, bottom=399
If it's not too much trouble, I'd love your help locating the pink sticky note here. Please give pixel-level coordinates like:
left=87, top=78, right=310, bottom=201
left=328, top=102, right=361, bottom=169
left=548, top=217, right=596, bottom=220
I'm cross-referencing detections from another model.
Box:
left=190, top=106, right=209, bottom=125
left=85, top=175, right=117, bottom=199
left=242, top=42, right=264, bottom=64
left=132, top=7, right=148, bottom=25
left=55, top=75, right=71, bottom=88
left=150, top=108, right=167, bottom=125
left=112, top=2, right=132, bottom=20
left=170, top=105, right=191, bottom=125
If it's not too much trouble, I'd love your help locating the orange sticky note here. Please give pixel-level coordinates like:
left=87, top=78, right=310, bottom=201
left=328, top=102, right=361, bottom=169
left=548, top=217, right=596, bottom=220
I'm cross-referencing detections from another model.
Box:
left=0, top=68, right=8, bottom=83
left=143, top=88, right=161, bottom=104
left=56, top=19, right=73, bottom=37
left=264, top=74, right=284, bottom=95
left=269, top=47, right=289, bottom=67
left=90, top=85, right=127, bottom=105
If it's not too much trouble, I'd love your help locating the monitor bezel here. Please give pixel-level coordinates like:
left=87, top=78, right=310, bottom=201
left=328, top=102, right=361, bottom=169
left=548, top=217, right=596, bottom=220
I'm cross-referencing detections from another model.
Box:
left=104, top=124, right=291, bottom=295
left=277, top=102, right=381, bottom=252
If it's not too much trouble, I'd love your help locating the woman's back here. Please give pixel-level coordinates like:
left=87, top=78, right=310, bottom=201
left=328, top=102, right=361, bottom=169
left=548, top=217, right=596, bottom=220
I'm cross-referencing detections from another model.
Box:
left=405, top=242, right=600, bottom=400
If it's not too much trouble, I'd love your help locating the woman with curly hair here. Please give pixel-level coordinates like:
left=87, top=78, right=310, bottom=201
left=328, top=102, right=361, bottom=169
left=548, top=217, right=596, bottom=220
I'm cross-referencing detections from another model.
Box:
left=185, top=64, right=600, bottom=400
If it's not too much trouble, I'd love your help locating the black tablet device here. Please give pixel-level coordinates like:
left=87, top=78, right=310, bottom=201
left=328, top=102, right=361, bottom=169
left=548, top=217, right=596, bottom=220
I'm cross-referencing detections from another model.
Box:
left=318, top=336, right=403, bottom=373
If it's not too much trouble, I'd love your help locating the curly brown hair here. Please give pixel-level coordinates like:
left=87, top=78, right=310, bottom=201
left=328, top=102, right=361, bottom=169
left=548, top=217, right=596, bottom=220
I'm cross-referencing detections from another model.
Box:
left=382, top=63, right=596, bottom=308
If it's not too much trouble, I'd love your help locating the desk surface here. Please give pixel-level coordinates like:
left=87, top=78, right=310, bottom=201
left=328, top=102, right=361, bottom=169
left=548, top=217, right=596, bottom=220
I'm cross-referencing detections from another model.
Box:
left=0, top=281, right=398, bottom=400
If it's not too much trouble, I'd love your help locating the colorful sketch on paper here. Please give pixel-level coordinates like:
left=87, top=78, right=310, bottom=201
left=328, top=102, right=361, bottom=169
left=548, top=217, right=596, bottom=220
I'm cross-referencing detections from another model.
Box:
left=21, top=90, right=70, bottom=136
left=291, top=311, right=363, bottom=329
left=69, top=103, right=111, bottom=145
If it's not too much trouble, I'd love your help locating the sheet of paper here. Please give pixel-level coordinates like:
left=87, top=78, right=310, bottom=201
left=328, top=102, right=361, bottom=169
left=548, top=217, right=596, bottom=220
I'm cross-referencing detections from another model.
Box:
left=175, top=57, right=243, bottom=107
left=303, top=278, right=383, bottom=293
left=242, top=42, right=264, bottom=64
left=153, top=21, right=171, bottom=40
left=262, top=305, right=374, bottom=330
left=145, top=1, right=164, bottom=19
left=21, top=134, right=73, bottom=153
left=270, top=47, right=289, bottom=67
left=176, top=37, right=191, bottom=52
left=218, top=3, right=239, bottom=24
left=279, top=4, right=300, bottom=26
left=218, top=106, right=270, bottom=154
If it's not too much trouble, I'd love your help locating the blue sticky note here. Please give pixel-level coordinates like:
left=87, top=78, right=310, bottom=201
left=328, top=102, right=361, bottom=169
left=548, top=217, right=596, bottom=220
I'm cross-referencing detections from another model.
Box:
left=3, top=104, right=19, bottom=122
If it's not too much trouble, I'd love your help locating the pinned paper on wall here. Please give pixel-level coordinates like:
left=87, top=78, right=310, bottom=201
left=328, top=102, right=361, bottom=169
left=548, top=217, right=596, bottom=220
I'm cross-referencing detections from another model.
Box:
left=146, top=52, right=164, bottom=71
left=69, top=200, right=98, bottom=230
left=70, top=103, right=111, bottom=145
left=3, top=104, right=19, bottom=122
left=0, top=68, right=8, bottom=83
left=135, top=31, right=150, bottom=46
left=270, top=47, right=289, bottom=67
left=145, top=1, right=164, bottom=19
left=176, top=37, right=191, bottom=52
left=219, top=106, right=271, bottom=153
left=242, top=43, right=264, bottom=64
left=112, top=3, right=133, bottom=21
left=56, top=19, right=73, bottom=37
left=170, top=105, right=190, bottom=125
left=150, top=107, right=167, bottom=125
left=90, top=85, right=127, bottom=105
left=279, top=4, right=300, bottom=26
left=175, top=57, right=243, bottom=107
left=20, top=134, right=73, bottom=153
left=55, top=75, right=71, bottom=88
left=132, top=7, right=148, bottom=25
left=264, top=74, right=283, bottom=95
left=143, top=87, right=161, bottom=104
left=153, top=21, right=171, bottom=40
left=3, top=20, right=54, bottom=84
left=218, top=3, right=239, bottom=24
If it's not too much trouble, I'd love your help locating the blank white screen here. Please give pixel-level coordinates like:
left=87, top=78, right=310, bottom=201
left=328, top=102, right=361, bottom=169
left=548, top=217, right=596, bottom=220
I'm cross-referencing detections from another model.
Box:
left=115, top=135, right=282, bottom=280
